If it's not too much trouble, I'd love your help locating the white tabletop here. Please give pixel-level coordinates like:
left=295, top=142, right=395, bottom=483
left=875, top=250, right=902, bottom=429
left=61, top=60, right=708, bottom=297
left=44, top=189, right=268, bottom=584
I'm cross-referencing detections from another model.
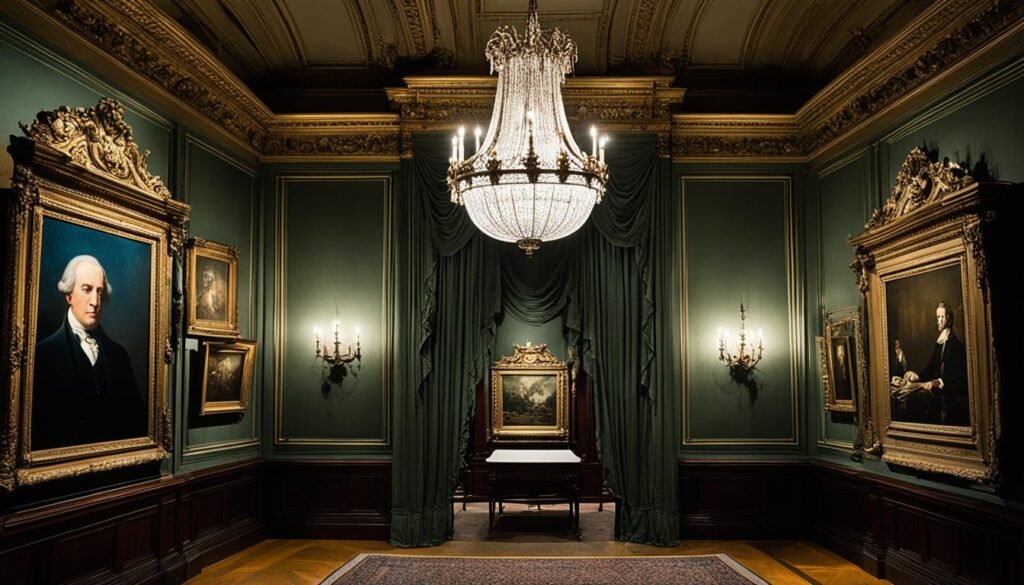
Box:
left=485, top=449, right=581, bottom=464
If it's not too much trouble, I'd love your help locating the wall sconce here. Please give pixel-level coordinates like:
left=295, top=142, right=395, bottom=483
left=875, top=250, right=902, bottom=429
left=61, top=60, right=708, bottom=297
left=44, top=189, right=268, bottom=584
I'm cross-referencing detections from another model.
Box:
left=717, top=303, right=764, bottom=383
left=315, top=320, right=361, bottom=386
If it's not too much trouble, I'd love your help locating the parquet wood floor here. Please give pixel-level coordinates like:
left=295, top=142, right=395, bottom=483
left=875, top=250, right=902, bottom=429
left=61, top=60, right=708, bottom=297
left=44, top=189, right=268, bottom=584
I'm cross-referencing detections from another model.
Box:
left=186, top=504, right=891, bottom=584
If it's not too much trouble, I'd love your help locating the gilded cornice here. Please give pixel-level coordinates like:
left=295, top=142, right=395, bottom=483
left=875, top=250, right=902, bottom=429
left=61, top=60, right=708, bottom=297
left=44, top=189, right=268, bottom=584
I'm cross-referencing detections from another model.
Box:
left=386, top=76, right=684, bottom=127
left=26, top=0, right=271, bottom=151
left=801, top=0, right=1024, bottom=157
left=5, top=0, right=1023, bottom=162
left=672, top=115, right=804, bottom=161
left=262, top=114, right=402, bottom=161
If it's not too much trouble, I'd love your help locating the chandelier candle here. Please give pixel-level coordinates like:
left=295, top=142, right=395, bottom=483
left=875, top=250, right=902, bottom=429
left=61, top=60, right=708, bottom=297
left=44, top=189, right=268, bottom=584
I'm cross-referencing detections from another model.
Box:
left=447, top=0, right=608, bottom=256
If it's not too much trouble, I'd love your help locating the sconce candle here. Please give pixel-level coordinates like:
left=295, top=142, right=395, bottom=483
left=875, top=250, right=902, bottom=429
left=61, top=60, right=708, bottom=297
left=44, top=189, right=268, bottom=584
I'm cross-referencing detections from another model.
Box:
left=314, top=320, right=362, bottom=385
left=718, top=303, right=764, bottom=379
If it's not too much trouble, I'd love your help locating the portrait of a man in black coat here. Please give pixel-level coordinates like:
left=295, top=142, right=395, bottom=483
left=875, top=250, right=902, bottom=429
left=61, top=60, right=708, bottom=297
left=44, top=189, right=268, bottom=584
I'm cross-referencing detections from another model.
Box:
left=891, top=301, right=969, bottom=426
left=32, top=255, right=148, bottom=450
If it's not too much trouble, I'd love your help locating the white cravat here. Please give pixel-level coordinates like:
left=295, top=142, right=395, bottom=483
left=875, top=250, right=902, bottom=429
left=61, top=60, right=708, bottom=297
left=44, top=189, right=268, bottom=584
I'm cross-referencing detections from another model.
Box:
left=67, top=309, right=99, bottom=366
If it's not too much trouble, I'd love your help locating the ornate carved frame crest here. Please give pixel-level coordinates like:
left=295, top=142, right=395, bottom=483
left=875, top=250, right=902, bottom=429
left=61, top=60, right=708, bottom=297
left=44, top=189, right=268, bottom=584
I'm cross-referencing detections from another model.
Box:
left=1, top=99, right=189, bottom=491
left=490, top=342, right=570, bottom=442
left=848, top=148, right=1018, bottom=482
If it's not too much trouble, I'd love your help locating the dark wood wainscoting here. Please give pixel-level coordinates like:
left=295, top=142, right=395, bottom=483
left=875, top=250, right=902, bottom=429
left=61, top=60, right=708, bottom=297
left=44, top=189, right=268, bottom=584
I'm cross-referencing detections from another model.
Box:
left=680, top=459, right=1023, bottom=584
left=0, top=459, right=264, bottom=585
left=810, top=461, right=1023, bottom=585
left=264, top=460, right=391, bottom=540
left=678, top=460, right=811, bottom=539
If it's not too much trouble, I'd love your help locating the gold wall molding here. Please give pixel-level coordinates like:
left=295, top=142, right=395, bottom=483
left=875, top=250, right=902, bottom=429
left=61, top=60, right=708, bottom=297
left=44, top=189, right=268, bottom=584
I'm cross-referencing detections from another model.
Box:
left=4, top=0, right=1023, bottom=162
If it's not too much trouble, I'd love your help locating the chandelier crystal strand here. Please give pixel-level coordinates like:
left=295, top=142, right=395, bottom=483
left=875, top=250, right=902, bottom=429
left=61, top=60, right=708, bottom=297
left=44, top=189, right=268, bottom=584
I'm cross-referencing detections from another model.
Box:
left=448, top=0, right=607, bottom=256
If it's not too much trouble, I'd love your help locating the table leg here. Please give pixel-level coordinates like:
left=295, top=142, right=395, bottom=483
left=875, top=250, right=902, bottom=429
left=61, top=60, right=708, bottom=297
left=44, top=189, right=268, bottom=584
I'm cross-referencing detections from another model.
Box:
left=487, top=494, right=495, bottom=540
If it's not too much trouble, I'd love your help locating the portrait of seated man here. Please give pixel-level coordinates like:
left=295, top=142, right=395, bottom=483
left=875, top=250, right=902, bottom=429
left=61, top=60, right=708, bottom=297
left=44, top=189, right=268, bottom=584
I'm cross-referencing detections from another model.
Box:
left=890, top=301, right=969, bottom=426
left=32, top=255, right=148, bottom=450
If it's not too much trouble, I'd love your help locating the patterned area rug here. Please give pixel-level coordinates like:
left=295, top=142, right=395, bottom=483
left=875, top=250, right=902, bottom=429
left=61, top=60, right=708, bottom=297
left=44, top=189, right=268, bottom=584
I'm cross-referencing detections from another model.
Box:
left=321, top=553, right=768, bottom=584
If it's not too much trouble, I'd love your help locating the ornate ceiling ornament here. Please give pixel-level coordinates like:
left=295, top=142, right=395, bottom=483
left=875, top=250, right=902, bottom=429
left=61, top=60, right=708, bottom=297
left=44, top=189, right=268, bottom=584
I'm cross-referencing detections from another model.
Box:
left=20, top=98, right=173, bottom=200
left=865, top=148, right=974, bottom=229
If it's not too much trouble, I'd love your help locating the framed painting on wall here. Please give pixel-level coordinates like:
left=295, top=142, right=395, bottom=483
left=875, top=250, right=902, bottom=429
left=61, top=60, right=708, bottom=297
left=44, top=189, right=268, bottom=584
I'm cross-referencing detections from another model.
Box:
left=490, top=342, right=569, bottom=442
left=820, top=312, right=865, bottom=414
left=198, top=339, right=256, bottom=415
left=185, top=237, right=239, bottom=338
left=849, top=148, right=1020, bottom=481
left=0, top=100, right=188, bottom=491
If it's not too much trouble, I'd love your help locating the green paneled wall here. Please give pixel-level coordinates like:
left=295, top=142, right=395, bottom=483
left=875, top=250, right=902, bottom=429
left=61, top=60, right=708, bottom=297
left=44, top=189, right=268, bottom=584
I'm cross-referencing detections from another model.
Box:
left=273, top=174, right=392, bottom=449
left=814, top=153, right=872, bottom=451
left=681, top=177, right=799, bottom=447
left=0, top=20, right=171, bottom=188
left=180, top=136, right=260, bottom=466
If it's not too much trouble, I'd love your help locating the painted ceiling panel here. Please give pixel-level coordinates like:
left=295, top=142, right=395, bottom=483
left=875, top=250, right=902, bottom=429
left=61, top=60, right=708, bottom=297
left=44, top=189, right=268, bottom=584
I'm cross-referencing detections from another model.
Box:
left=688, top=0, right=760, bottom=65
left=148, top=0, right=932, bottom=113
left=653, top=0, right=704, bottom=64
left=281, top=0, right=366, bottom=64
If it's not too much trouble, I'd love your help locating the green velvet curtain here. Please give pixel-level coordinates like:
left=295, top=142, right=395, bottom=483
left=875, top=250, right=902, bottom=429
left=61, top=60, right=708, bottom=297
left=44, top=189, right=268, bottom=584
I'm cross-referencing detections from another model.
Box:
left=390, top=136, right=502, bottom=547
left=390, top=133, right=679, bottom=547
left=566, top=134, right=680, bottom=544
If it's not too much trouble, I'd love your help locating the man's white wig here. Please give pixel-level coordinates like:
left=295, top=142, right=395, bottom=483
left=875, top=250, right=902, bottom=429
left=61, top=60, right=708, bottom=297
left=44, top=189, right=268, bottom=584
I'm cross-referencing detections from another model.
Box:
left=57, top=255, right=112, bottom=298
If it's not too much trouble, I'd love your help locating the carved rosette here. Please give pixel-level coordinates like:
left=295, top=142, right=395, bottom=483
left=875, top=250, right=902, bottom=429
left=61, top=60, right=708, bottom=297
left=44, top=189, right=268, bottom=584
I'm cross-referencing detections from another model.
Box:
left=20, top=99, right=172, bottom=200
left=494, top=342, right=565, bottom=368
left=850, top=247, right=875, bottom=294
left=866, top=148, right=974, bottom=229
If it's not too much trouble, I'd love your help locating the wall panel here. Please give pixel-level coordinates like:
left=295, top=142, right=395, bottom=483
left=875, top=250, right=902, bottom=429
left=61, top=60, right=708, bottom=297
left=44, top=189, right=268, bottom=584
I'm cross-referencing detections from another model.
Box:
left=273, top=174, right=392, bottom=448
left=681, top=176, right=799, bottom=446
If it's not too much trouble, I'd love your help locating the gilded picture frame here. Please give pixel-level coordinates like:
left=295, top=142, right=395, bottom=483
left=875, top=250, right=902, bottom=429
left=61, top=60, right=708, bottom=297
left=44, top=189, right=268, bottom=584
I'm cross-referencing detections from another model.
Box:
left=490, top=342, right=569, bottom=442
left=820, top=312, right=865, bottom=413
left=1, top=100, right=188, bottom=491
left=199, top=339, right=256, bottom=415
left=186, top=237, right=239, bottom=338
left=849, top=148, right=1016, bottom=481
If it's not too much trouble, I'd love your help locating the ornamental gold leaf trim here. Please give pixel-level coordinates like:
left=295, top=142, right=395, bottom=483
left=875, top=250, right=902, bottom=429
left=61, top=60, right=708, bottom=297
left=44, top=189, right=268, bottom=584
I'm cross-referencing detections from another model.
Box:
left=865, top=148, right=974, bottom=229
left=882, top=451, right=989, bottom=481
left=494, top=341, right=565, bottom=368
left=20, top=98, right=172, bottom=200
left=15, top=448, right=168, bottom=486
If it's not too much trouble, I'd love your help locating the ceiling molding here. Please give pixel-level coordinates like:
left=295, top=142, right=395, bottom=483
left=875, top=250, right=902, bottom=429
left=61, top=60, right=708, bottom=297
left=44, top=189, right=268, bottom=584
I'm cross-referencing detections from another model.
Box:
left=3, top=0, right=1023, bottom=163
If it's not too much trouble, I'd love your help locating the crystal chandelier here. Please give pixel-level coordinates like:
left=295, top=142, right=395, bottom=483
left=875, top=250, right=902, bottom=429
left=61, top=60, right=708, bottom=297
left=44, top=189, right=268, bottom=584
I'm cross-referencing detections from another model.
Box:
left=447, top=0, right=608, bottom=256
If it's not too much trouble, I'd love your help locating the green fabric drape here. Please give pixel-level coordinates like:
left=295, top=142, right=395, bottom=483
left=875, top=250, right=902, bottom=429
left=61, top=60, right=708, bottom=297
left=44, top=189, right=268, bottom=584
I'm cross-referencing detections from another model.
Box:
left=566, top=134, right=679, bottom=544
left=390, top=136, right=502, bottom=547
left=500, top=240, right=571, bottom=324
left=390, top=132, right=679, bottom=547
